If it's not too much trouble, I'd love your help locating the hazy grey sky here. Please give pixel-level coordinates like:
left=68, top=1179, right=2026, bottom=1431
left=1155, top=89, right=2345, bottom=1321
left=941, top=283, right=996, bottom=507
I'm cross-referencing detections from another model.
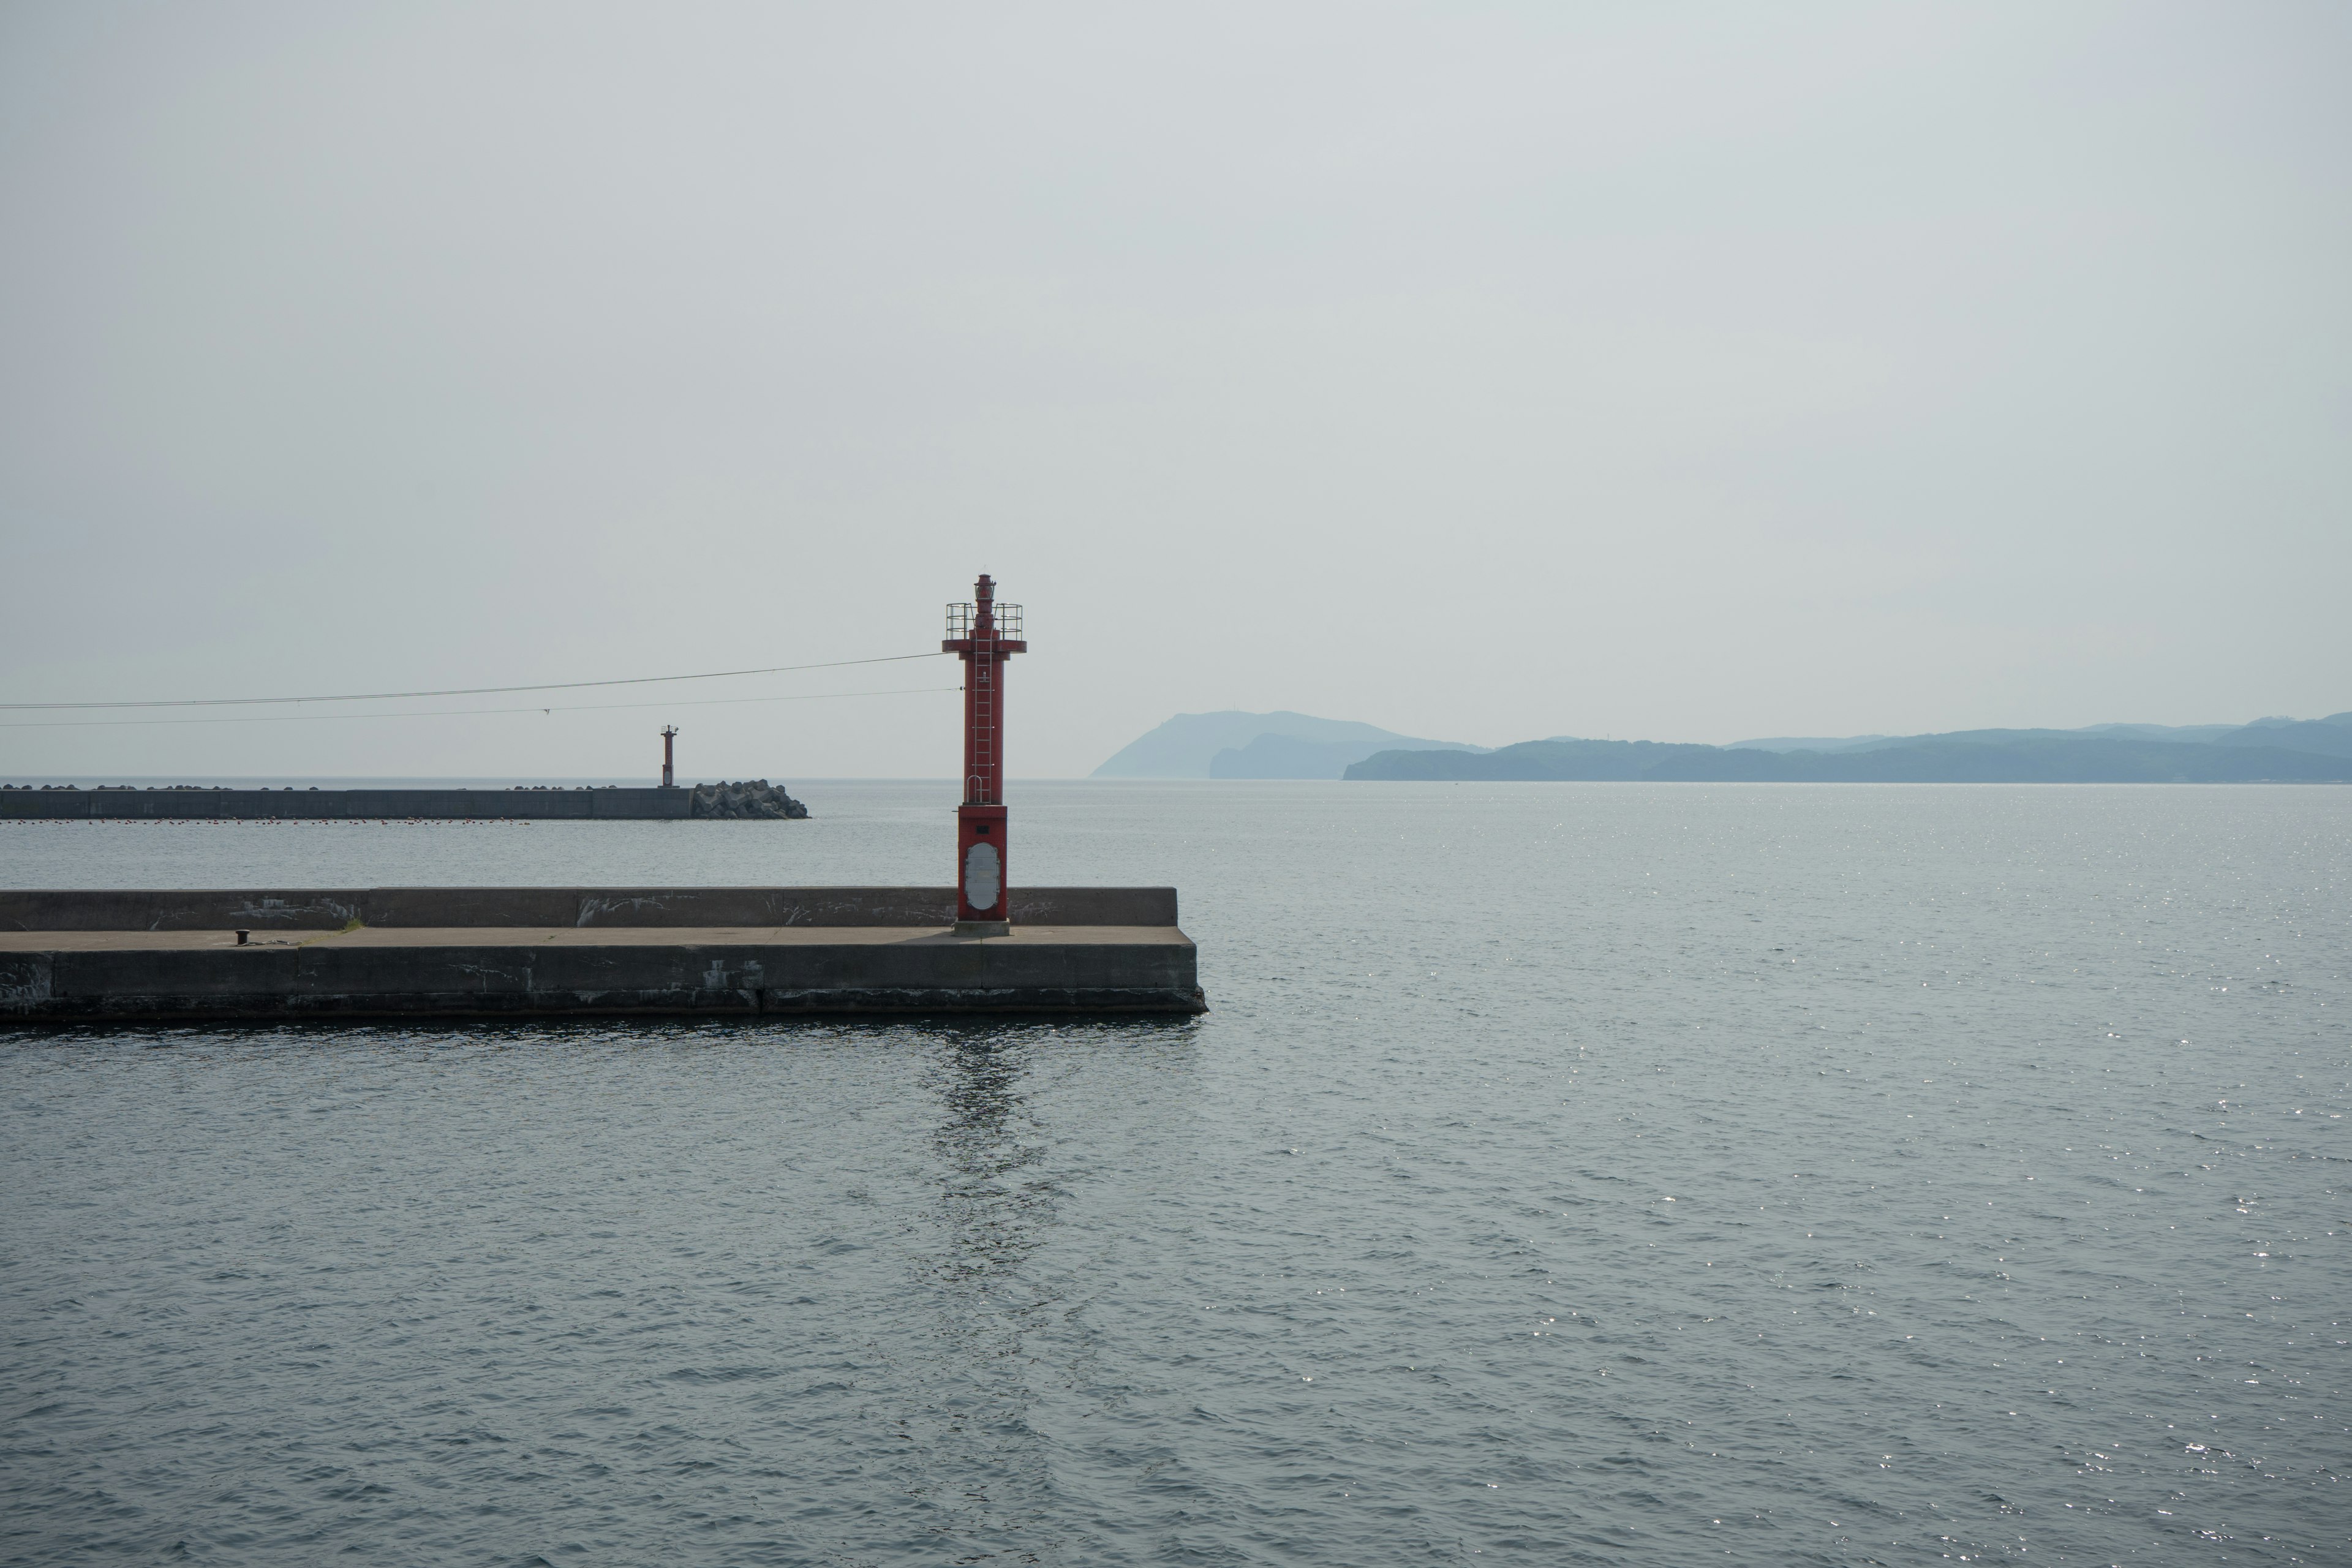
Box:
left=3, top=2, right=2346, bottom=780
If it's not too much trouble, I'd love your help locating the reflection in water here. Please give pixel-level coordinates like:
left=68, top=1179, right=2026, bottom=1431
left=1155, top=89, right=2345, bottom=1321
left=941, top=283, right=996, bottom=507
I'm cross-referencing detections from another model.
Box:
left=869, top=1024, right=1071, bottom=1559
left=929, top=1025, right=1058, bottom=1287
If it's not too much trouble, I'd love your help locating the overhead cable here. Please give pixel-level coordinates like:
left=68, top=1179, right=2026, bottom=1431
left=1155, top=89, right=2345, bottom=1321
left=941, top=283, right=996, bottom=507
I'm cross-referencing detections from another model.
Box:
left=0, top=651, right=950, bottom=712
left=0, top=684, right=962, bottom=729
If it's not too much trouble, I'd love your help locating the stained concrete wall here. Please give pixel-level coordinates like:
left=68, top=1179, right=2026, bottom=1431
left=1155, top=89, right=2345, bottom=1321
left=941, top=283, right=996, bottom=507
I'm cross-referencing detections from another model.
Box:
left=0, top=886, right=1181, bottom=932
left=0, top=788, right=690, bottom=821
left=0, top=932, right=1202, bottom=1020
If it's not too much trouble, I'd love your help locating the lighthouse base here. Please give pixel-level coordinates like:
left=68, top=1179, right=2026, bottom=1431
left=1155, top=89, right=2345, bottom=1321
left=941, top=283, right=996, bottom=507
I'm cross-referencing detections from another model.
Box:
left=0, top=886, right=1204, bottom=1023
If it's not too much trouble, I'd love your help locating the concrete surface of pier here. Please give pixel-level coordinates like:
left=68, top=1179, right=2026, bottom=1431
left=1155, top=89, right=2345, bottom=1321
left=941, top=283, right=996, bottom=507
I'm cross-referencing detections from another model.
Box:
left=1, top=786, right=692, bottom=820
left=0, top=888, right=1202, bottom=1022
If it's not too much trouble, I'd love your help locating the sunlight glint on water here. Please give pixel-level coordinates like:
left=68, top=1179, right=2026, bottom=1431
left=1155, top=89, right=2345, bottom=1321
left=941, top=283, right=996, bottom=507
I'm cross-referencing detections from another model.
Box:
left=2, top=782, right=2345, bottom=1564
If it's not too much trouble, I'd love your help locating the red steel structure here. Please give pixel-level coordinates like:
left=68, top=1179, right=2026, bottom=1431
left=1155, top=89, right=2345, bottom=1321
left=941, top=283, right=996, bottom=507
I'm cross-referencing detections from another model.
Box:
left=659, top=726, right=679, bottom=789
left=943, top=575, right=1027, bottom=924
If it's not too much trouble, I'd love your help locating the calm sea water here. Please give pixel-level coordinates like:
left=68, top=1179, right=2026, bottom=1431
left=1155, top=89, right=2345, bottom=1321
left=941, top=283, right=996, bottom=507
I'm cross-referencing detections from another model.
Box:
left=2, top=782, right=2345, bottom=1566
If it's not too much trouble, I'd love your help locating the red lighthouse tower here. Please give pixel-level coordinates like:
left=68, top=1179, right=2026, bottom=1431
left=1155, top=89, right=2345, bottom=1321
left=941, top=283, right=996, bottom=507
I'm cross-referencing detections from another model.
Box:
left=943, top=574, right=1026, bottom=929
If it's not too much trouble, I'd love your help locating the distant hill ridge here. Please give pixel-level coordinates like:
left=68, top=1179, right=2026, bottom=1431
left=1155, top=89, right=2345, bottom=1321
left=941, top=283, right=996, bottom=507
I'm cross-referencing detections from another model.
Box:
left=1092, top=711, right=1485, bottom=779
left=1098, top=710, right=2352, bottom=783
left=1346, top=712, right=2352, bottom=783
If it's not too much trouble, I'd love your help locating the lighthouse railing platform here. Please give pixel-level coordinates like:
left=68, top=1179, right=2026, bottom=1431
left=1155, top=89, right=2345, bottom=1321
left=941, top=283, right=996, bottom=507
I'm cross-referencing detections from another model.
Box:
left=944, top=601, right=1023, bottom=640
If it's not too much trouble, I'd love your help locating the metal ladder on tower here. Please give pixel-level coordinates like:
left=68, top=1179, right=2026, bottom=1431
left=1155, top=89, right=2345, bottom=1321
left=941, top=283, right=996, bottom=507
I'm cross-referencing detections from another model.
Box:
left=971, top=651, right=994, bottom=803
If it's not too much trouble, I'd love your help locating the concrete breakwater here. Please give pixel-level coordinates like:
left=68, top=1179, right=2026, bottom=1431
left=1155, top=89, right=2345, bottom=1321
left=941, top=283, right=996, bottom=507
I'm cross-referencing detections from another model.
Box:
left=0, top=781, right=807, bottom=821
left=0, top=885, right=1178, bottom=932
left=0, top=886, right=1202, bottom=1022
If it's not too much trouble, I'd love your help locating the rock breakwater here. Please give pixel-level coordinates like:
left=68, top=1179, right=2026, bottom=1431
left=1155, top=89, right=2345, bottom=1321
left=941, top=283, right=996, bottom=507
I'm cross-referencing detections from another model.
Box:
left=688, top=780, right=809, bottom=820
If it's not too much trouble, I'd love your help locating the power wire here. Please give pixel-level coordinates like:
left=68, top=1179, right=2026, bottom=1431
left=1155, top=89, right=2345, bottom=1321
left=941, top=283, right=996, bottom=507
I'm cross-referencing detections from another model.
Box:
left=0, top=684, right=961, bottom=730
left=0, top=651, right=949, bottom=712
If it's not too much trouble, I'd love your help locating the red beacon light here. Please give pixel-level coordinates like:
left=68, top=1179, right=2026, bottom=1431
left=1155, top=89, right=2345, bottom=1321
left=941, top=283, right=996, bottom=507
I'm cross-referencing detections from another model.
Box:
left=943, top=574, right=1026, bottom=930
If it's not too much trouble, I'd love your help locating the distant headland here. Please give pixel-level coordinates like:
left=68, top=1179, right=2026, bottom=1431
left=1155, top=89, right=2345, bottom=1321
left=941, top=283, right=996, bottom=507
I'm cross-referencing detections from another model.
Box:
left=1095, top=712, right=2352, bottom=783
left=1090, top=711, right=1486, bottom=779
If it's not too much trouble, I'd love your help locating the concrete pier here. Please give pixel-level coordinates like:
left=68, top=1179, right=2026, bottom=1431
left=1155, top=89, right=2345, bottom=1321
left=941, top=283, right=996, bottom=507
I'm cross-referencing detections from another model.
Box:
left=0, top=887, right=1203, bottom=1022
left=1, top=786, right=692, bottom=821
